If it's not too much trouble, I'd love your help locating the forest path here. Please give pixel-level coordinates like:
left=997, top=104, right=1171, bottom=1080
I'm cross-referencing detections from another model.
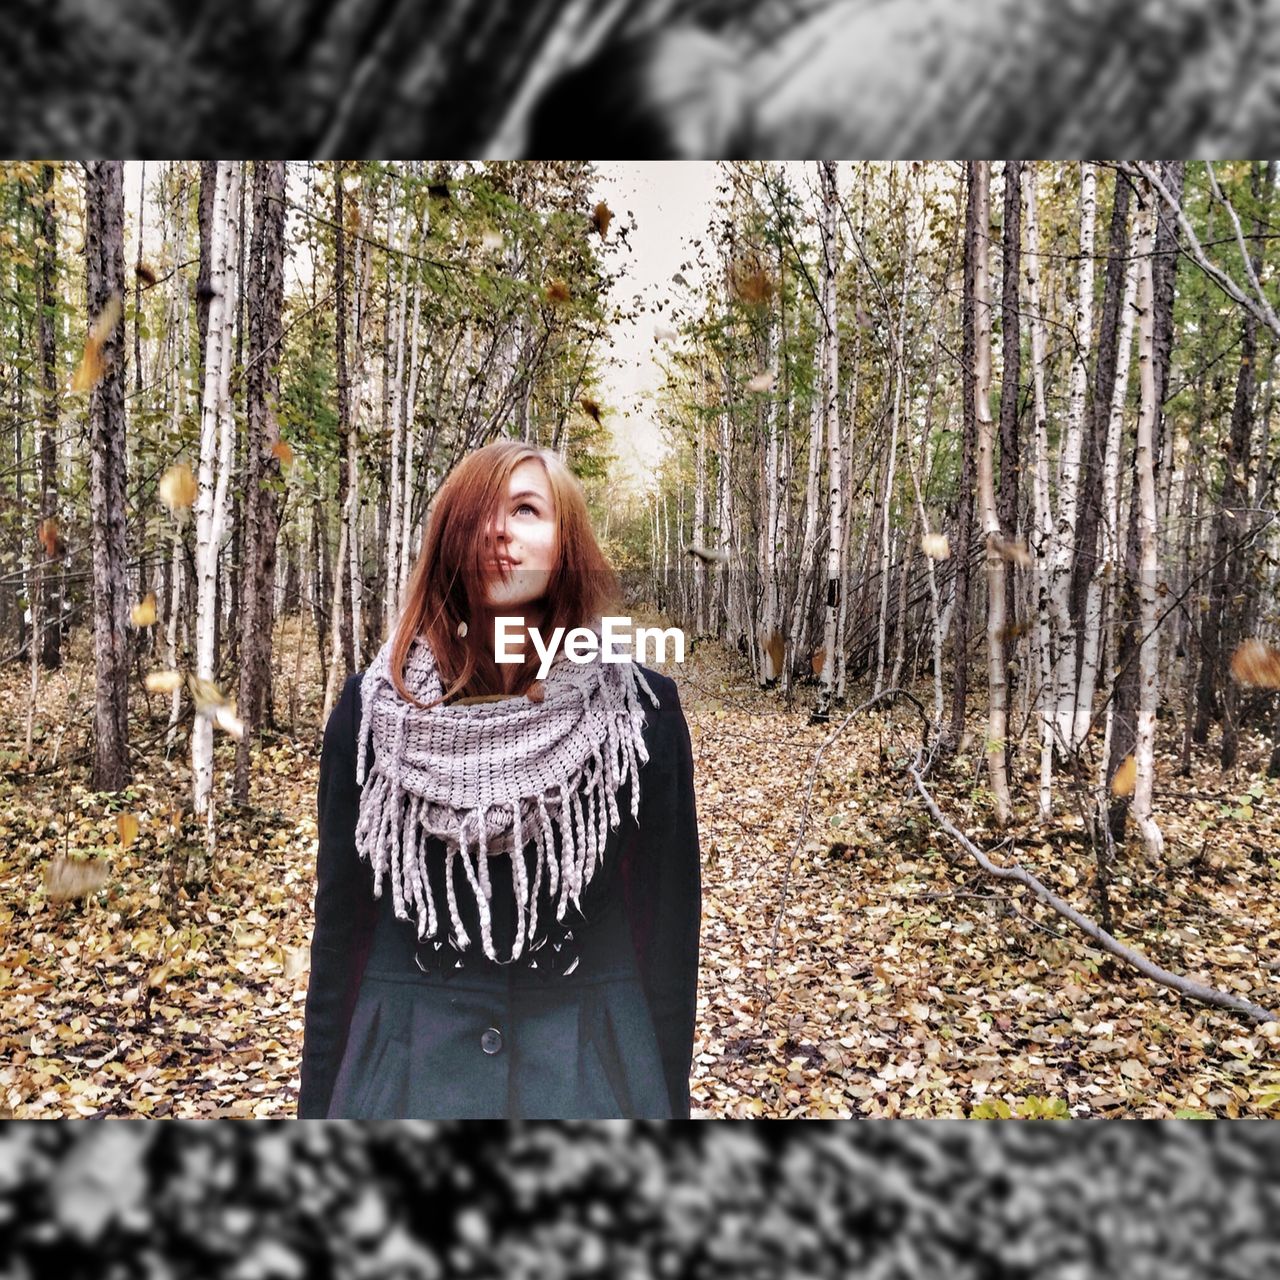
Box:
left=4, top=624, right=1280, bottom=1116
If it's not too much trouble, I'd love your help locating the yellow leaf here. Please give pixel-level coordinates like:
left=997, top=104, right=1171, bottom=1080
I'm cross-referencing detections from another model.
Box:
left=746, top=370, right=776, bottom=393
left=921, top=533, right=951, bottom=560
left=1110, top=754, right=1137, bottom=798
left=130, top=594, right=156, bottom=627
left=158, top=463, right=198, bottom=512
left=116, top=813, right=139, bottom=849
left=270, top=440, right=293, bottom=467
left=590, top=201, right=613, bottom=238
left=144, top=670, right=183, bottom=694
left=69, top=293, right=123, bottom=392
left=213, top=704, right=245, bottom=739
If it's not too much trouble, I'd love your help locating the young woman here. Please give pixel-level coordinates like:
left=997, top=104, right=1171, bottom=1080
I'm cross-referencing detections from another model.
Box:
left=298, top=440, right=701, bottom=1119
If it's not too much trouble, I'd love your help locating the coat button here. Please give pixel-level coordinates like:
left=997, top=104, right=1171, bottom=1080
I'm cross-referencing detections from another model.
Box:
left=480, top=1027, right=503, bottom=1055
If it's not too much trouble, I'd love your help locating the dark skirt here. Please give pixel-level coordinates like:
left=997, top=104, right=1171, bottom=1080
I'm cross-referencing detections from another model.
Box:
left=326, top=861, right=673, bottom=1119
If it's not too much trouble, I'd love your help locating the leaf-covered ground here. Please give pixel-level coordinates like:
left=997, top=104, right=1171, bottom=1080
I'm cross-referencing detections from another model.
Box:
left=3, top=618, right=1280, bottom=1117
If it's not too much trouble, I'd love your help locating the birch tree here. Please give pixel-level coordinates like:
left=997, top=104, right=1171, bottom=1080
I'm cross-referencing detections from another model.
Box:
left=973, top=161, right=1012, bottom=824
left=190, top=160, right=241, bottom=875
left=1049, top=162, right=1096, bottom=751
left=815, top=160, right=842, bottom=719
left=1130, top=186, right=1164, bottom=860
left=84, top=160, right=131, bottom=793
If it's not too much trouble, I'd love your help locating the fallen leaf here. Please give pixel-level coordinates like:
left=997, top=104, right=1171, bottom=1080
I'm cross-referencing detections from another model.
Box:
left=116, top=813, right=139, bottom=849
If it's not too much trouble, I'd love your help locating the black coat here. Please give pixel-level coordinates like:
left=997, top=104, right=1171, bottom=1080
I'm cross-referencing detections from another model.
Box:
left=298, top=665, right=701, bottom=1118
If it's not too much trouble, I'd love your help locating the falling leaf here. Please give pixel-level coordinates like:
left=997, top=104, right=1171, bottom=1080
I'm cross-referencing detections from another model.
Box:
left=921, top=533, right=951, bottom=560
left=480, top=228, right=505, bottom=253
left=685, top=543, right=728, bottom=565
left=811, top=648, right=827, bottom=676
left=730, top=261, right=776, bottom=307
left=579, top=396, right=602, bottom=423
left=116, top=813, right=139, bottom=849
left=526, top=681, right=546, bottom=704
left=764, top=632, right=784, bottom=675
left=71, top=292, right=123, bottom=392
left=545, top=278, right=571, bottom=304
left=654, top=323, right=679, bottom=343
left=993, top=534, right=1032, bottom=567
left=590, top=201, right=613, bottom=238
left=135, top=262, right=157, bottom=287
left=144, top=669, right=183, bottom=694
left=37, top=517, right=63, bottom=559
left=747, top=371, right=776, bottom=393
left=1111, top=754, right=1137, bottom=797
left=213, top=705, right=245, bottom=739
left=45, top=855, right=109, bottom=903
left=456, top=620, right=468, bottom=638
left=188, top=675, right=230, bottom=714
left=130, top=593, right=157, bottom=627
left=1230, top=639, right=1280, bottom=689
left=159, top=463, right=198, bottom=512
left=270, top=440, right=293, bottom=468
left=997, top=621, right=1029, bottom=644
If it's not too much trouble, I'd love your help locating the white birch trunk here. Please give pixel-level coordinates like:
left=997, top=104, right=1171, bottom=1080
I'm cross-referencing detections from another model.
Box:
left=760, top=313, right=782, bottom=683
left=1131, top=189, right=1165, bottom=859
left=1050, top=161, right=1097, bottom=750
left=817, top=161, right=842, bottom=716
left=384, top=176, right=409, bottom=631
left=1025, top=164, right=1056, bottom=821
left=1077, top=219, right=1141, bottom=753
left=874, top=261, right=909, bottom=698
left=973, top=162, right=1011, bottom=823
left=191, top=160, right=241, bottom=862
left=788, top=322, right=825, bottom=691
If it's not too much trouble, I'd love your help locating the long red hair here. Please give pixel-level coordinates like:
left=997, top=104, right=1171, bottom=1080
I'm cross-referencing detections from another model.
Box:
left=389, top=441, right=621, bottom=706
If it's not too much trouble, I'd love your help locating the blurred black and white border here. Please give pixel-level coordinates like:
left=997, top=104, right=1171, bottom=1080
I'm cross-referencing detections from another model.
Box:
left=1, top=1123, right=1278, bottom=1279
left=2, top=0, right=1276, bottom=158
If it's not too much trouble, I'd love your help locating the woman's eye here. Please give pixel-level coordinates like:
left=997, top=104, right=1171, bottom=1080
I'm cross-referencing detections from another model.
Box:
left=516, top=502, right=537, bottom=516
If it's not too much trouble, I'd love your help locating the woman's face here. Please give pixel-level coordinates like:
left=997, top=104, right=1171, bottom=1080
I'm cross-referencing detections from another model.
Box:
left=482, top=459, right=558, bottom=612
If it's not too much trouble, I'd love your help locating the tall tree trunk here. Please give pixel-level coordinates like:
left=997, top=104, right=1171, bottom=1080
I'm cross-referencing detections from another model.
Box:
left=233, top=161, right=287, bottom=805
left=1108, top=162, right=1183, bottom=842
left=1130, top=186, right=1164, bottom=861
left=998, top=159, right=1022, bottom=689
left=1217, top=162, right=1272, bottom=770
left=1024, top=163, right=1055, bottom=820
left=948, top=162, right=979, bottom=749
left=190, top=161, right=242, bottom=878
left=38, top=161, right=61, bottom=671
left=334, top=161, right=355, bottom=678
left=973, top=162, right=1012, bottom=824
left=85, top=161, right=132, bottom=793
left=1050, top=162, right=1097, bottom=751
left=815, top=160, right=842, bottom=720
left=1079, top=211, right=1141, bottom=756
left=1069, top=172, right=1132, bottom=751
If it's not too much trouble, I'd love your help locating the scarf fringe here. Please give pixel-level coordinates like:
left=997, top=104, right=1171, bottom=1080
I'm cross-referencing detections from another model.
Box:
left=354, top=645, right=661, bottom=964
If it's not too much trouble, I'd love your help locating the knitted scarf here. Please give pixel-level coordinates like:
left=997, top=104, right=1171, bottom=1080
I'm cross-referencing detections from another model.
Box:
left=354, top=624, right=661, bottom=964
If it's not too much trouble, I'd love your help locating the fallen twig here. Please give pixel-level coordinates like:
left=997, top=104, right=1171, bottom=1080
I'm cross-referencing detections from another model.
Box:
left=906, top=754, right=1279, bottom=1026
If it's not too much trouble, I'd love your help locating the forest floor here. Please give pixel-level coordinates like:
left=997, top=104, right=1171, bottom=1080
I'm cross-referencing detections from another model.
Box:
left=4, top=614, right=1280, bottom=1118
